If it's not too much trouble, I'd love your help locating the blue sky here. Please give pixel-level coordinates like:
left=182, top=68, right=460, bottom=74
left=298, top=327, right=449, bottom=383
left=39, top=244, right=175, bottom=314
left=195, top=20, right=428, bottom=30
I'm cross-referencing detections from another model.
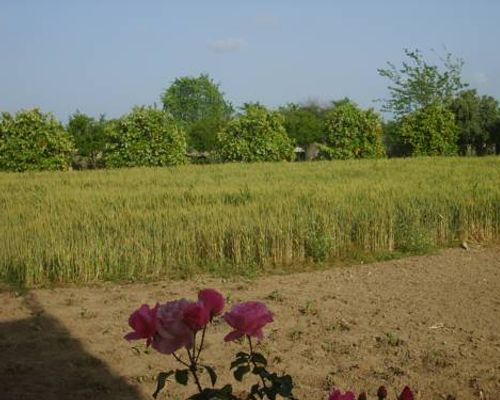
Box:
left=1, top=0, right=499, bottom=121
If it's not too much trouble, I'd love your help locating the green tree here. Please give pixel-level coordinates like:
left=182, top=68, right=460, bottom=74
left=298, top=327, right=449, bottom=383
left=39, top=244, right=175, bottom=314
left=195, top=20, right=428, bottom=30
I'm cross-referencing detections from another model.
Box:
left=398, top=102, right=458, bottom=156
left=382, top=120, right=412, bottom=157
left=493, top=117, right=500, bottom=155
left=279, top=102, right=325, bottom=146
left=0, top=108, right=74, bottom=172
left=161, top=74, right=233, bottom=151
left=319, top=99, right=385, bottom=159
left=378, top=49, right=467, bottom=116
left=104, top=106, right=188, bottom=168
left=216, top=103, right=295, bottom=162
left=450, top=90, right=499, bottom=155
left=67, top=111, right=107, bottom=168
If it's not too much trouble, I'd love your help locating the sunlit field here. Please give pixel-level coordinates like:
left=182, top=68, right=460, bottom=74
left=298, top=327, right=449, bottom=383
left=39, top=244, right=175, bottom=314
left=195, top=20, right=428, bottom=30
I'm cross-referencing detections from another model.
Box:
left=1, top=157, right=500, bottom=287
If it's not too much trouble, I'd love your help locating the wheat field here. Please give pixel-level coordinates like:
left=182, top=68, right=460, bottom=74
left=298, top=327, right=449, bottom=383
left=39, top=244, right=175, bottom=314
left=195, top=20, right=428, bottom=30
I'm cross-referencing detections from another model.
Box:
left=1, top=157, right=500, bottom=287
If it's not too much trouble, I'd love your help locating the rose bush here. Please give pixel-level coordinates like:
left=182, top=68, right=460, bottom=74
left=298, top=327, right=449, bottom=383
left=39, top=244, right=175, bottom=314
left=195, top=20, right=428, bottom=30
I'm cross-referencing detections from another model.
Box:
left=125, top=288, right=417, bottom=400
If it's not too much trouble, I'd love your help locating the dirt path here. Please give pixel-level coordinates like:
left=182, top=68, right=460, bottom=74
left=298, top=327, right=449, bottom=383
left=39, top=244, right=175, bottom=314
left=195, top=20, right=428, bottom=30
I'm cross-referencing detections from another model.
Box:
left=1, top=246, right=500, bottom=399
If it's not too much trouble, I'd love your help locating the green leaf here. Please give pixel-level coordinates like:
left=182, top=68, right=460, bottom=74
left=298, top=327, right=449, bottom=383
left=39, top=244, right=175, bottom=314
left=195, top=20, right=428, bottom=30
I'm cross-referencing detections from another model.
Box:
left=276, top=375, right=294, bottom=397
left=263, top=387, right=277, bottom=400
left=175, top=369, right=189, bottom=385
left=203, top=365, right=217, bottom=387
left=188, top=388, right=213, bottom=400
left=233, top=365, right=250, bottom=382
left=236, top=351, right=249, bottom=358
left=215, top=385, right=235, bottom=400
left=152, top=370, right=174, bottom=399
left=252, top=366, right=266, bottom=376
left=250, top=383, right=262, bottom=399
left=250, top=352, right=268, bottom=366
left=230, top=356, right=248, bottom=370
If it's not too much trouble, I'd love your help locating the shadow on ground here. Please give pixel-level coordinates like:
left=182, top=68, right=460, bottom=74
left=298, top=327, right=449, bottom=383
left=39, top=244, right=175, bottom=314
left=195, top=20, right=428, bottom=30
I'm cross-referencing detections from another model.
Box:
left=0, top=293, right=142, bottom=400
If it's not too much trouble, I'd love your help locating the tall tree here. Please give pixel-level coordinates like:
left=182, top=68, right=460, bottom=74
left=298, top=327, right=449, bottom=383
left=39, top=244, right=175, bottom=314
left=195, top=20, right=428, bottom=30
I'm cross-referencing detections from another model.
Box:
left=378, top=49, right=467, bottom=116
left=450, top=90, right=499, bottom=155
left=161, top=74, right=233, bottom=151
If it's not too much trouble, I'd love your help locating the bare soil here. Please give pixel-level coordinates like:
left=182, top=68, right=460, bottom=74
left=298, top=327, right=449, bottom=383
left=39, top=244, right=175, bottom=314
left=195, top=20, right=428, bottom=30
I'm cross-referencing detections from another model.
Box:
left=1, top=246, right=500, bottom=400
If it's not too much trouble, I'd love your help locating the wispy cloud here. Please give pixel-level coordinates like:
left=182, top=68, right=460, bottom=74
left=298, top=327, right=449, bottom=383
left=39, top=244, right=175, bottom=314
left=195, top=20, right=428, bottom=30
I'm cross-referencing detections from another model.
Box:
left=208, top=38, right=245, bottom=54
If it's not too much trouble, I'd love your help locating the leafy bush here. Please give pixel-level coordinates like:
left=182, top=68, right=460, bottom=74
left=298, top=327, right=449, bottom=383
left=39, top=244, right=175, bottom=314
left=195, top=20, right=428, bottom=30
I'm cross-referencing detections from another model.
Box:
left=398, top=103, right=458, bottom=156
left=320, top=100, right=385, bottom=159
left=67, top=111, right=107, bottom=169
left=217, top=104, right=295, bottom=162
left=104, top=106, right=188, bottom=168
left=0, top=108, right=74, bottom=172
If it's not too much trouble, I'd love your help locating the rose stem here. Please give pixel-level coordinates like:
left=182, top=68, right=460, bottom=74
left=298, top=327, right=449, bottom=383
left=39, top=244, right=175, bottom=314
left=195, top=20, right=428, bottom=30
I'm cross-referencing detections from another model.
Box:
left=195, top=325, right=207, bottom=363
left=187, top=347, right=203, bottom=393
left=247, top=336, right=267, bottom=389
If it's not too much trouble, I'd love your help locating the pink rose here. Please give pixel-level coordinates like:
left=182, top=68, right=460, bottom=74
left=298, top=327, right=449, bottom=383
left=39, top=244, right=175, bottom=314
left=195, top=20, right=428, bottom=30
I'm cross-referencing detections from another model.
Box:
left=152, top=300, right=195, bottom=354
left=124, top=303, right=158, bottom=346
left=398, top=386, right=414, bottom=400
left=329, top=389, right=356, bottom=400
left=223, top=301, right=273, bottom=342
left=198, top=288, right=225, bottom=319
left=183, top=302, right=210, bottom=331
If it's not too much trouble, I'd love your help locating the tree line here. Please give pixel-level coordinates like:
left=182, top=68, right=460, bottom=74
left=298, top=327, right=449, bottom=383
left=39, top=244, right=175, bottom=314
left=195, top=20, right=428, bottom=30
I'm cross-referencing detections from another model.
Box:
left=1, top=49, right=499, bottom=172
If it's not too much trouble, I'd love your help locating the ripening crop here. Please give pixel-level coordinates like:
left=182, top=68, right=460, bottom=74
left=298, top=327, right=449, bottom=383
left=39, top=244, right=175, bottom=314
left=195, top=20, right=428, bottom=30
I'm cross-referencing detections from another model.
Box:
left=1, top=157, right=499, bottom=287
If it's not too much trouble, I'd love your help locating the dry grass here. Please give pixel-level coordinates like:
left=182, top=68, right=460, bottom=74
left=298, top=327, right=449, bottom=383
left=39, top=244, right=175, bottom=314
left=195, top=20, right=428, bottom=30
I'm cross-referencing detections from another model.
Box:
left=1, top=157, right=500, bottom=286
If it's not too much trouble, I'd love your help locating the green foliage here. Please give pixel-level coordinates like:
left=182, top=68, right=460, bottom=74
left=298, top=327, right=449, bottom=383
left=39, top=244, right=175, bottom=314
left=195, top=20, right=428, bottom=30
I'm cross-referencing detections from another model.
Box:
left=399, top=103, right=458, bottom=156
left=493, top=118, right=500, bottom=155
left=188, top=117, right=226, bottom=153
left=279, top=102, right=325, bottom=146
left=450, top=90, right=499, bottom=155
left=153, top=371, right=174, bottom=399
left=382, top=120, right=411, bottom=158
left=216, top=104, right=295, bottom=162
left=162, top=74, right=233, bottom=151
left=229, top=350, right=295, bottom=399
left=320, top=99, right=385, bottom=159
left=104, top=106, right=188, bottom=168
left=0, top=108, right=74, bottom=172
left=378, top=48, right=467, bottom=116
left=67, top=111, right=107, bottom=168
